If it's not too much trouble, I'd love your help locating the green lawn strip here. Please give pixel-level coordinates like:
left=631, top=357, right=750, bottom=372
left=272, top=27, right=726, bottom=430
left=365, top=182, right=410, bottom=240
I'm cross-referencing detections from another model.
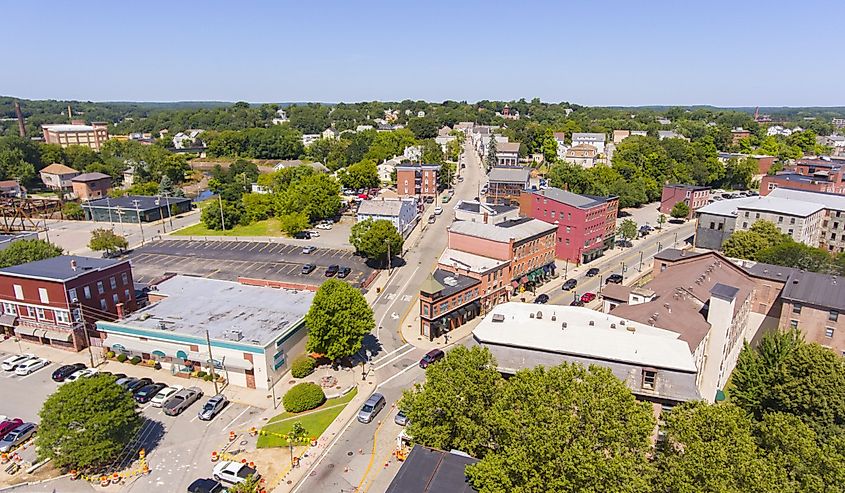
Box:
left=257, top=388, right=358, bottom=448
left=171, top=218, right=284, bottom=237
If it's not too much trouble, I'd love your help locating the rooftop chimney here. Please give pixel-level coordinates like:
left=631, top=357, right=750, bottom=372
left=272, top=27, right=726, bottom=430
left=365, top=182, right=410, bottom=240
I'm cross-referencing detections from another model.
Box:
left=70, top=259, right=77, bottom=272
left=115, top=303, right=124, bottom=320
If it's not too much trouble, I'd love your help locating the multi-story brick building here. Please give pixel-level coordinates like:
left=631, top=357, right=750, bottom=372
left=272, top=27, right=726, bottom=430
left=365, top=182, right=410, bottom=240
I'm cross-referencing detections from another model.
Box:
left=518, top=187, right=618, bottom=264
left=486, top=167, right=530, bottom=206
left=395, top=163, right=440, bottom=199
left=418, top=218, right=556, bottom=339
left=779, top=271, right=845, bottom=355
left=42, top=121, right=109, bottom=151
left=0, top=256, right=136, bottom=351
left=761, top=158, right=845, bottom=196
left=71, top=172, right=112, bottom=201
left=660, top=184, right=710, bottom=218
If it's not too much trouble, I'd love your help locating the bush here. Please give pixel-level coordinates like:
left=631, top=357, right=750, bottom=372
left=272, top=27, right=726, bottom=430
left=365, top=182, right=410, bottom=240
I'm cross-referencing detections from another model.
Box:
left=129, top=356, right=141, bottom=365
left=116, top=353, right=128, bottom=363
left=196, top=370, right=208, bottom=378
left=105, top=351, right=115, bottom=359
left=203, top=374, right=213, bottom=382
left=283, top=382, right=326, bottom=413
left=291, top=356, right=316, bottom=378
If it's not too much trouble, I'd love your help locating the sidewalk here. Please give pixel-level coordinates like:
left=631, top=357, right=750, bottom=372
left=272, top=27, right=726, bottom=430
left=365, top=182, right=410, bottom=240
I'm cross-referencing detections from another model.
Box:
left=399, top=297, right=481, bottom=351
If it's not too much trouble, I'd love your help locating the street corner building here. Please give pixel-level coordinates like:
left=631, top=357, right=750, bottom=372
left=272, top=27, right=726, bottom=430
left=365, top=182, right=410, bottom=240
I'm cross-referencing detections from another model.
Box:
left=82, top=195, right=192, bottom=223
left=95, top=275, right=315, bottom=390
left=0, top=255, right=136, bottom=351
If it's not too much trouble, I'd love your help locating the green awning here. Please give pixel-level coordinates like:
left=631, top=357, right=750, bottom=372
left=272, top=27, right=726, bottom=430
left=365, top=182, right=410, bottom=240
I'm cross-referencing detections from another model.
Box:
left=152, top=350, right=166, bottom=358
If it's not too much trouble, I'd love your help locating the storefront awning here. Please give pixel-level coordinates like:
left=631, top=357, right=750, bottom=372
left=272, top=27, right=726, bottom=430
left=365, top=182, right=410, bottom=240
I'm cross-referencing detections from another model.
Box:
left=0, top=314, right=17, bottom=327
left=220, top=358, right=254, bottom=371
left=14, top=326, right=39, bottom=337
left=42, top=330, right=73, bottom=342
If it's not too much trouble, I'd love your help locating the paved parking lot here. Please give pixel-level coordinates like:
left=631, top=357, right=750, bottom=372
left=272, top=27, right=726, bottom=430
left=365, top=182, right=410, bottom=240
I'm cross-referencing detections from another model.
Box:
left=128, top=239, right=375, bottom=288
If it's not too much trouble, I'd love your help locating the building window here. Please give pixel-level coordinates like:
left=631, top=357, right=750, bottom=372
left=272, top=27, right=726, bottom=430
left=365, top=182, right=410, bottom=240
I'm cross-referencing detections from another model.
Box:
left=755, top=213, right=760, bottom=219
left=793, top=304, right=802, bottom=315
left=742, top=222, right=748, bottom=228
left=13, top=285, right=23, bottom=300
left=710, top=222, right=715, bottom=229
left=55, top=311, right=70, bottom=324
left=124, top=289, right=131, bottom=301
left=830, top=311, right=839, bottom=322
left=83, top=286, right=92, bottom=299
left=744, top=211, right=749, bottom=218
left=38, top=288, right=49, bottom=304
left=97, top=281, right=105, bottom=295
left=826, top=327, right=835, bottom=338
left=68, top=288, right=78, bottom=302
left=788, top=229, right=793, bottom=236
left=790, top=319, right=798, bottom=329
left=3, top=303, right=14, bottom=315
left=642, top=370, right=656, bottom=390
left=790, top=217, right=795, bottom=225
left=109, top=276, right=117, bottom=289
left=778, top=216, right=783, bottom=223
left=36, top=307, right=45, bottom=320
left=100, top=299, right=108, bottom=311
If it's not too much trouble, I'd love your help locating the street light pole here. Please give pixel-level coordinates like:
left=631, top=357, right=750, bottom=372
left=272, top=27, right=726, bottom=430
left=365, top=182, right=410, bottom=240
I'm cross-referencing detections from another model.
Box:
left=638, top=251, right=644, bottom=272
left=205, top=329, right=220, bottom=395
left=132, top=199, right=145, bottom=245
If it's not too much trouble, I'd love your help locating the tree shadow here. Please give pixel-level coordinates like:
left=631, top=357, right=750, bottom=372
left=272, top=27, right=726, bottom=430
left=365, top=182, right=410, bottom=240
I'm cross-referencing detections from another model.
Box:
left=361, top=333, right=384, bottom=360
left=113, top=418, right=165, bottom=471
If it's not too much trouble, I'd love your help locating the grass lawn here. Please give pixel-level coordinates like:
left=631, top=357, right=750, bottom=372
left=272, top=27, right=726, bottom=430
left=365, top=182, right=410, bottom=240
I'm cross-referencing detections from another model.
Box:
left=257, top=388, right=358, bottom=448
left=171, top=218, right=285, bottom=237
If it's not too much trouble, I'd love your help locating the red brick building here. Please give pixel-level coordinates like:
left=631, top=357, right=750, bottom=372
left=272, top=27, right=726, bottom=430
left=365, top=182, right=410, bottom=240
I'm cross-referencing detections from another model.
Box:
left=42, top=121, right=109, bottom=151
left=760, top=172, right=842, bottom=196
left=0, top=256, right=136, bottom=351
left=518, top=188, right=618, bottom=264
left=71, top=172, right=112, bottom=201
left=660, top=184, right=710, bottom=218
left=395, top=163, right=440, bottom=199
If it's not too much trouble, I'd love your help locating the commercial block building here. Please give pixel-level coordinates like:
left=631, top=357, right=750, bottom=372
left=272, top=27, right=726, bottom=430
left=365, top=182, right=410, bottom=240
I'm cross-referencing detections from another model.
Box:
left=760, top=172, right=841, bottom=196
left=735, top=196, right=824, bottom=246
left=395, top=163, right=440, bottom=199
left=71, top=172, right=112, bottom=201
left=660, top=184, right=710, bottom=218
left=96, top=275, right=314, bottom=389
left=453, top=200, right=519, bottom=224
left=486, top=167, right=530, bottom=206
left=42, top=121, right=109, bottom=151
left=518, top=187, right=618, bottom=264
left=768, top=188, right=845, bottom=253
left=0, top=256, right=136, bottom=351
left=82, top=195, right=192, bottom=223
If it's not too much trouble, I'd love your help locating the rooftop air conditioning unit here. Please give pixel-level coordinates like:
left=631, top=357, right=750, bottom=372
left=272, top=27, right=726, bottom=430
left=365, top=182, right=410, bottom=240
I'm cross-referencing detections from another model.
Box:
left=492, top=314, right=505, bottom=323
left=588, top=320, right=595, bottom=326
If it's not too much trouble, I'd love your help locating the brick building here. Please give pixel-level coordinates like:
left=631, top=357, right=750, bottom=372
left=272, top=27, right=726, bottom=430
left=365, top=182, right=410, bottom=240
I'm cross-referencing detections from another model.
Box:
left=395, top=163, right=440, bottom=199
left=42, top=121, right=109, bottom=151
left=518, top=187, right=618, bottom=264
left=486, top=167, right=530, bottom=206
left=779, top=271, right=845, bottom=354
left=71, top=172, right=112, bottom=201
left=660, top=184, right=710, bottom=218
left=0, top=256, right=136, bottom=351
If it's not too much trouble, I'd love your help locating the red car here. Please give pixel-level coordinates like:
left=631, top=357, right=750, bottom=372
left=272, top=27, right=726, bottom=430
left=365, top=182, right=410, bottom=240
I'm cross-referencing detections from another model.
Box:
left=0, top=419, right=23, bottom=440
left=580, top=292, right=596, bottom=303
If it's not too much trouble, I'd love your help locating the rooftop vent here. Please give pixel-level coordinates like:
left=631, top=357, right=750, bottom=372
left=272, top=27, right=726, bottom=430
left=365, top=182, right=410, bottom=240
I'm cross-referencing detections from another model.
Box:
left=610, top=323, right=616, bottom=329
left=562, top=322, right=567, bottom=329
left=619, top=320, right=626, bottom=325
left=536, top=311, right=543, bottom=319
left=442, top=276, right=459, bottom=287
left=158, top=321, right=166, bottom=330
left=529, top=313, right=535, bottom=318
left=627, top=325, right=636, bottom=332
left=492, top=313, right=505, bottom=323
left=551, top=313, right=556, bottom=321
left=224, top=329, right=243, bottom=341
left=588, top=320, right=595, bottom=326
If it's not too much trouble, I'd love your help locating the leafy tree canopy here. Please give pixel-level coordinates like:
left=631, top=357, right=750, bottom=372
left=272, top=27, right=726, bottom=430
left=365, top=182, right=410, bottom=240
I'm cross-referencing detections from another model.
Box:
left=349, top=218, right=403, bottom=265
left=304, top=279, right=374, bottom=360
left=88, top=228, right=128, bottom=253
left=0, top=239, right=63, bottom=268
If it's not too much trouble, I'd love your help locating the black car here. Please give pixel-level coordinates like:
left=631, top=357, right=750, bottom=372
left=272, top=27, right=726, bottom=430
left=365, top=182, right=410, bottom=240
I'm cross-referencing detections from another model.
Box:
left=135, top=383, right=168, bottom=404
left=337, top=266, right=351, bottom=278
left=124, top=377, right=153, bottom=393
left=325, top=265, right=339, bottom=277
left=293, top=231, right=311, bottom=240
left=562, top=279, right=577, bottom=291
left=187, top=478, right=226, bottom=493
left=534, top=294, right=549, bottom=304
left=301, top=264, right=316, bottom=275
left=570, top=299, right=585, bottom=306
left=52, top=363, right=86, bottom=382
left=605, top=274, right=624, bottom=284
left=586, top=268, right=600, bottom=277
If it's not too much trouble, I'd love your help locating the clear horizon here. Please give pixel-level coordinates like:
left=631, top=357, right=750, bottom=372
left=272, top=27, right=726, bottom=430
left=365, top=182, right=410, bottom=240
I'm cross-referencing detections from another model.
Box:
left=5, top=0, right=844, bottom=107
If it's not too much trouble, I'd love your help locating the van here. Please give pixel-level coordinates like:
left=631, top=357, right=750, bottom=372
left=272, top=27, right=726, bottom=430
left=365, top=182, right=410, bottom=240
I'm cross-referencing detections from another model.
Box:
left=357, top=393, right=386, bottom=423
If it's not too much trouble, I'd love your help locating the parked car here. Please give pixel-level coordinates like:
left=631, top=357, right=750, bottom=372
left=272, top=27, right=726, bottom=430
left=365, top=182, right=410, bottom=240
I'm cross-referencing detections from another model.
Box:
left=2, top=354, right=35, bottom=372
left=419, top=349, right=445, bottom=369
left=293, top=231, right=311, bottom=240
left=306, top=230, right=320, bottom=238
left=562, top=279, right=578, bottom=291
left=586, top=268, right=600, bottom=277
left=357, top=393, right=386, bottom=424
left=151, top=386, right=182, bottom=408
left=580, top=292, right=597, bottom=303
left=163, top=387, right=203, bottom=416
left=0, top=423, right=36, bottom=453
left=134, top=383, right=168, bottom=404
left=125, top=378, right=154, bottom=393
left=337, top=266, right=352, bottom=279
left=187, top=478, right=227, bottom=493
left=14, top=358, right=49, bottom=376
left=212, top=461, right=260, bottom=485
left=60, top=368, right=99, bottom=385
left=616, top=239, right=633, bottom=248
left=570, top=299, right=585, bottom=307
left=301, top=264, right=316, bottom=275
left=427, top=214, right=436, bottom=224
left=115, top=376, right=136, bottom=387
left=325, top=265, right=339, bottom=277
left=52, top=363, right=86, bottom=382
left=394, top=410, right=409, bottom=426
left=433, top=206, right=443, bottom=215
left=605, top=274, right=624, bottom=284
left=198, top=394, right=229, bottom=421
left=315, top=222, right=332, bottom=230
left=0, top=419, right=23, bottom=441
left=302, top=246, right=315, bottom=254
left=534, top=294, right=549, bottom=304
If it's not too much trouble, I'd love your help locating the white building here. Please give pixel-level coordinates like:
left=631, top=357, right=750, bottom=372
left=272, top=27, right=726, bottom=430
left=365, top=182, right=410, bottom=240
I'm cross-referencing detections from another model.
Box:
left=403, top=145, right=422, bottom=161
left=735, top=195, right=825, bottom=246
left=356, top=197, right=418, bottom=237
left=571, top=133, right=606, bottom=154
left=172, top=129, right=204, bottom=149
left=453, top=200, right=520, bottom=224
left=302, top=134, right=320, bottom=146
left=658, top=130, right=688, bottom=141
left=322, top=128, right=340, bottom=140
left=496, top=142, right=520, bottom=166
left=96, top=276, right=315, bottom=390
left=272, top=108, right=289, bottom=125
left=553, top=132, right=568, bottom=158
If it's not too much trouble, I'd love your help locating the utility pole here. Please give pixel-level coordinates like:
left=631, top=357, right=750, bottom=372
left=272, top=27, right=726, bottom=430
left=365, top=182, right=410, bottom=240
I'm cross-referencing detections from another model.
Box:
left=132, top=199, right=145, bottom=245
left=387, top=240, right=392, bottom=273
left=638, top=251, right=644, bottom=272
left=205, top=330, right=220, bottom=395
left=156, top=196, right=165, bottom=233
left=218, top=193, right=226, bottom=232
left=77, top=300, right=94, bottom=368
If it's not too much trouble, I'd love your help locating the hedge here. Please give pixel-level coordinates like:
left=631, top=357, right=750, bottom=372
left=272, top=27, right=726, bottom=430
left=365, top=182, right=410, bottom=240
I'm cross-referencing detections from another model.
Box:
left=283, top=382, right=326, bottom=413
left=130, top=356, right=141, bottom=365
left=116, top=353, right=128, bottom=363
left=291, top=356, right=316, bottom=378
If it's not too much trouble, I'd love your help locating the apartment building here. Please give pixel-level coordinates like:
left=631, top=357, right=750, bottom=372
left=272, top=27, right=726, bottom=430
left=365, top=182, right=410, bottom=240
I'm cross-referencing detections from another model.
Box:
left=779, top=271, right=845, bottom=354
left=571, top=132, right=606, bottom=154
left=518, top=187, right=618, bottom=264
left=486, top=167, right=530, bottom=206
left=356, top=197, right=418, bottom=237
left=39, top=163, right=79, bottom=190
left=42, top=121, right=109, bottom=151
left=660, top=184, right=710, bottom=218
left=735, top=196, right=824, bottom=246
left=564, top=144, right=598, bottom=168
left=395, top=163, right=440, bottom=199
left=768, top=188, right=845, bottom=253
left=0, top=256, right=136, bottom=351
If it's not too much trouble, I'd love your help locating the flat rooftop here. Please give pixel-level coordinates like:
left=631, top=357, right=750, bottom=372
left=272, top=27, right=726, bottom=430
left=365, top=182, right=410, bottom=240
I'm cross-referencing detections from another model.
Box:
left=449, top=217, right=556, bottom=244
left=696, top=196, right=759, bottom=217
left=769, top=187, right=845, bottom=212
left=0, top=255, right=127, bottom=282
left=439, top=248, right=509, bottom=274
left=473, top=302, right=697, bottom=372
left=736, top=195, right=824, bottom=217
left=121, top=275, right=314, bottom=346
left=84, top=195, right=191, bottom=211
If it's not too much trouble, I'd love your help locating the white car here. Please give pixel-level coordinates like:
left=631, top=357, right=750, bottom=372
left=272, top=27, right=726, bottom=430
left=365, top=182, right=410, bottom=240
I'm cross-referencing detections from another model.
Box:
left=213, top=460, right=260, bottom=485
left=59, top=368, right=99, bottom=385
left=306, top=230, right=320, bottom=238
left=151, top=386, right=182, bottom=408
left=315, top=222, right=332, bottom=230
left=14, top=358, right=50, bottom=376
left=2, top=354, right=36, bottom=372
left=434, top=206, right=443, bottom=215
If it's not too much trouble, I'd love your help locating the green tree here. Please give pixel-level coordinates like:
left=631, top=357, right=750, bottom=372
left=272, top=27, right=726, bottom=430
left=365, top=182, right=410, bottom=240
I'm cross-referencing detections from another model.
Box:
left=62, top=202, right=84, bottom=220
left=338, top=160, right=379, bottom=190
left=755, top=242, right=833, bottom=273
left=277, top=174, right=341, bottom=222
left=38, top=374, right=143, bottom=471
left=722, top=220, right=791, bottom=260
left=400, top=347, right=503, bottom=458
left=467, top=364, right=656, bottom=493
left=88, top=228, right=128, bottom=253
left=617, top=218, right=638, bottom=243
left=439, top=162, right=456, bottom=189
left=408, top=117, right=440, bottom=139
left=227, top=474, right=261, bottom=493
left=278, top=212, right=310, bottom=236
left=349, top=218, right=403, bottom=266
left=201, top=199, right=245, bottom=230
left=0, top=239, right=63, bottom=268
left=485, top=138, right=498, bottom=169
left=241, top=192, right=276, bottom=222
left=670, top=201, right=690, bottom=219
left=657, top=213, right=667, bottom=230
left=304, top=279, right=374, bottom=361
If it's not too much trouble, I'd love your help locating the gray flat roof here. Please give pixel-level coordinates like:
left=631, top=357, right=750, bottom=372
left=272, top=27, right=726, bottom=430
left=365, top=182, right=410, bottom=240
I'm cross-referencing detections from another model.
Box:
left=572, top=132, right=606, bottom=141
left=386, top=446, right=478, bottom=493
left=120, top=275, right=314, bottom=346
left=487, top=167, right=530, bottom=183
left=769, top=187, right=845, bottom=212
left=85, top=195, right=191, bottom=211
left=72, top=172, right=111, bottom=182
left=0, top=255, right=126, bottom=282
left=780, top=271, right=845, bottom=312
left=737, top=195, right=824, bottom=217
left=449, top=217, right=556, bottom=244
left=696, top=196, right=759, bottom=217
left=531, top=187, right=606, bottom=209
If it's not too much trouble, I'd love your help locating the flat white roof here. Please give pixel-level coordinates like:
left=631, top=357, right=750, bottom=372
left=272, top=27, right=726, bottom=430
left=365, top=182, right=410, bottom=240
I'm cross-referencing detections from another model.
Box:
left=438, top=248, right=509, bottom=274
left=42, top=124, right=96, bottom=132
left=473, top=302, right=697, bottom=372
left=737, top=195, right=824, bottom=217
left=696, top=196, right=758, bottom=217
left=768, top=187, right=845, bottom=212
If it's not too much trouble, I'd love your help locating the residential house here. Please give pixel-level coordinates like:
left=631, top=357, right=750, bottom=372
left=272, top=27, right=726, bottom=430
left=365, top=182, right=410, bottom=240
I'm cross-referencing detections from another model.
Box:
left=496, top=142, right=520, bottom=166
left=453, top=200, right=520, bottom=224
left=658, top=130, right=687, bottom=141
left=301, top=134, right=320, bottom=146
left=571, top=133, right=606, bottom=154
left=518, top=187, right=618, bottom=264
left=553, top=132, right=567, bottom=158
left=718, top=152, right=777, bottom=176
left=71, top=172, right=112, bottom=201
left=321, top=128, right=340, bottom=140
left=356, top=198, right=418, bottom=237
left=564, top=144, right=598, bottom=168
left=395, top=163, right=440, bottom=199
left=39, top=163, right=79, bottom=190
left=172, top=129, right=204, bottom=149
left=0, top=255, right=136, bottom=351
left=612, top=130, right=630, bottom=144
left=272, top=109, right=288, bottom=125
left=273, top=160, right=329, bottom=173
left=0, top=180, right=26, bottom=198
left=657, top=118, right=672, bottom=125
left=403, top=146, right=422, bottom=161
left=42, top=121, right=109, bottom=151
left=486, top=167, right=530, bottom=206
left=731, top=127, right=752, bottom=145
left=660, top=184, right=710, bottom=218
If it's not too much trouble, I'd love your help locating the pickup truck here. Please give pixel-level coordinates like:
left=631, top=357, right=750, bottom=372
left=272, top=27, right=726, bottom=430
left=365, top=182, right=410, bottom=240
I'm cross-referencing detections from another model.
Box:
left=163, top=387, right=203, bottom=416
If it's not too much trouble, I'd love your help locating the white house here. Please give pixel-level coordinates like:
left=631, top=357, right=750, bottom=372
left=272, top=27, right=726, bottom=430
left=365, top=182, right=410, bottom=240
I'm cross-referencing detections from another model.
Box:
left=172, top=129, right=204, bottom=149
left=322, top=128, right=340, bottom=140
left=571, top=133, right=606, bottom=155
left=302, top=134, right=320, bottom=146
left=553, top=132, right=568, bottom=158
left=356, top=197, right=418, bottom=237
left=272, top=109, right=289, bottom=125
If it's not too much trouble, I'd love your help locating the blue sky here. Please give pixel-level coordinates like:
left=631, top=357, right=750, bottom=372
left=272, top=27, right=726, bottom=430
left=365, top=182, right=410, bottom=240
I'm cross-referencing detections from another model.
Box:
left=4, top=0, right=843, bottom=106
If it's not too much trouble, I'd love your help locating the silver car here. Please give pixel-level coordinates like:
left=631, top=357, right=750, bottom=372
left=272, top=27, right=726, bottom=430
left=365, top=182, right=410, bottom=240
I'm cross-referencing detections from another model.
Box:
left=0, top=423, right=36, bottom=452
left=357, top=393, right=386, bottom=424
left=198, top=394, right=229, bottom=421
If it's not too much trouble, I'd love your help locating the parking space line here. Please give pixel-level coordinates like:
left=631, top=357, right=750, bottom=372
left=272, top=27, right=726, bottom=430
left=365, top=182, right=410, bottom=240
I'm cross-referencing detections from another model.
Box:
left=223, top=407, right=252, bottom=431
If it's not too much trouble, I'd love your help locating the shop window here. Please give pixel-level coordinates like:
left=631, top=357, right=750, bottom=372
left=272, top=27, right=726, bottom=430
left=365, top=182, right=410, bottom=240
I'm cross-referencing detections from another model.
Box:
left=642, top=370, right=656, bottom=390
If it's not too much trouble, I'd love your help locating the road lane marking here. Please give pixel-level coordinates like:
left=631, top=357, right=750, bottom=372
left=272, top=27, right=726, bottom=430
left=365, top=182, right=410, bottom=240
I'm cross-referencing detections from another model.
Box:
left=372, top=346, right=417, bottom=371
left=369, top=343, right=412, bottom=366
left=223, top=406, right=251, bottom=431
left=376, top=362, right=420, bottom=389
left=355, top=417, right=388, bottom=491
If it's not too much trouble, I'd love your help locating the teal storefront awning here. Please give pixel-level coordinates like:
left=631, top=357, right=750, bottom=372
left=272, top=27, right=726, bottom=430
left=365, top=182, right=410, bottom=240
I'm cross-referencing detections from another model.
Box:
left=152, top=350, right=166, bottom=358
left=176, top=350, right=188, bottom=360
